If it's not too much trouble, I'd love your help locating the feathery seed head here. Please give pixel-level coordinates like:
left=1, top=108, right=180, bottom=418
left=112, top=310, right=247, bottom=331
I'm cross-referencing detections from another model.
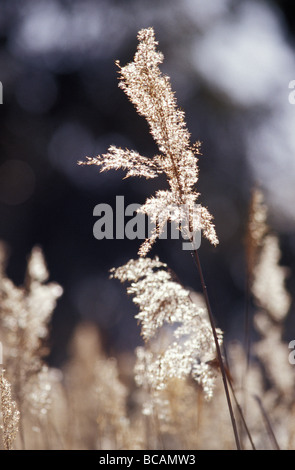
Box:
left=79, top=27, right=218, bottom=254
left=112, top=257, right=222, bottom=400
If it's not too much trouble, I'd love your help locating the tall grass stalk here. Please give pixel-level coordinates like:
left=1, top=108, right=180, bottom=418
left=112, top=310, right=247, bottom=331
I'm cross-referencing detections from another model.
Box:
left=79, top=27, right=243, bottom=449
left=192, top=249, right=241, bottom=449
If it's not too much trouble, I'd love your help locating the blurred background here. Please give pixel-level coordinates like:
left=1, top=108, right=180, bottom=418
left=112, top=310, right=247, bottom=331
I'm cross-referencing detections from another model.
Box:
left=0, top=0, right=294, bottom=366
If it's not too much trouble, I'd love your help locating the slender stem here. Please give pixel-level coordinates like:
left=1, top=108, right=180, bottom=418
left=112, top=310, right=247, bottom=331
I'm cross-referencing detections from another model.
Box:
left=244, top=266, right=254, bottom=375
left=241, top=269, right=252, bottom=449
left=192, top=249, right=241, bottom=450
left=223, top=347, right=256, bottom=450
left=254, top=395, right=280, bottom=450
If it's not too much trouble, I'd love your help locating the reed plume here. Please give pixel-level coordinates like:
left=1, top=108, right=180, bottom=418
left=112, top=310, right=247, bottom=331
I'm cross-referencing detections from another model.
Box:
left=79, top=27, right=218, bottom=256
left=0, top=367, right=20, bottom=450
left=111, top=257, right=222, bottom=400
left=0, top=244, right=63, bottom=448
left=79, top=26, right=241, bottom=449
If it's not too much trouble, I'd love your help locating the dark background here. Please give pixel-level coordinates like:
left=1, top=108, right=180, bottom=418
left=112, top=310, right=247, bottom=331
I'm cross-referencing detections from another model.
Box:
left=0, top=0, right=294, bottom=366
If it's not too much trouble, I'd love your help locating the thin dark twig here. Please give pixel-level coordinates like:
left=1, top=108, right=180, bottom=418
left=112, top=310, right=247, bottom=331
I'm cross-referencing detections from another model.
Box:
left=191, top=249, right=241, bottom=450
left=253, top=394, right=280, bottom=450
left=223, top=346, right=256, bottom=450
left=241, top=268, right=253, bottom=449
left=244, top=271, right=253, bottom=371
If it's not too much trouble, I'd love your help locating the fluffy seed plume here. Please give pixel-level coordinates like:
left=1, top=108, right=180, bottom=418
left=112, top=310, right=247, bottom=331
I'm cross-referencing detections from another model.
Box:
left=246, top=188, right=269, bottom=281
left=79, top=27, right=218, bottom=255
left=111, top=257, right=222, bottom=399
left=0, top=244, right=63, bottom=427
left=0, top=246, right=63, bottom=374
left=252, top=234, right=291, bottom=323
left=0, top=368, right=20, bottom=450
